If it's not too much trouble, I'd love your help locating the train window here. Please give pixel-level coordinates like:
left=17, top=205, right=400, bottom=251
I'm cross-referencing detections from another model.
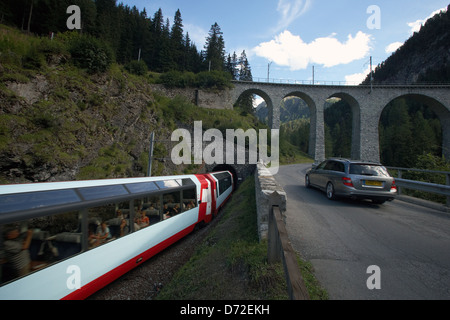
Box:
left=134, top=195, right=161, bottom=229
left=0, top=189, right=81, bottom=214
left=87, top=201, right=131, bottom=249
left=126, top=182, right=158, bottom=194
left=78, top=185, right=128, bottom=201
left=213, top=173, right=232, bottom=196
left=162, top=191, right=181, bottom=219
left=155, top=180, right=180, bottom=190
left=1, top=211, right=80, bottom=285
left=182, top=188, right=197, bottom=212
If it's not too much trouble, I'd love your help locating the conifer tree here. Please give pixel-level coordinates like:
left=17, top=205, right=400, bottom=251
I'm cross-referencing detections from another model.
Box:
left=238, top=50, right=252, bottom=81
left=204, top=22, right=225, bottom=71
left=171, top=9, right=184, bottom=70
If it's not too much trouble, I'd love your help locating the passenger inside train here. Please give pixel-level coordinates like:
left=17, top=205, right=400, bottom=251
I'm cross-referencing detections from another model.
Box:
left=0, top=179, right=199, bottom=286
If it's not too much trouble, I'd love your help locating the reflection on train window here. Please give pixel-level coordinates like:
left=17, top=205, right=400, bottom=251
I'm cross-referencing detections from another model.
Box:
left=176, top=178, right=196, bottom=187
left=1, top=211, right=80, bottom=285
left=126, top=182, right=158, bottom=194
left=182, top=188, right=197, bottom=212
left=0, top=190, right=81, bottom=214
left=162, top=191, right=181, bottom=219
left=155, top=179, right=180, bottom=190
left=79, top=185, right=128, bottom=201
left=87, top=201, right=130, bottom=249
left=134, top=195, right=161, bottom=230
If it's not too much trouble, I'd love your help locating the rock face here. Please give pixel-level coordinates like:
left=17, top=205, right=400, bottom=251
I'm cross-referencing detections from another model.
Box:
left=0, top=67, right=167, bottom=183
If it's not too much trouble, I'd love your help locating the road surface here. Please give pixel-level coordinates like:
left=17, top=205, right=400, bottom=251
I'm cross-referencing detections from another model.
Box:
left=274, top=164, right=450, bottom=300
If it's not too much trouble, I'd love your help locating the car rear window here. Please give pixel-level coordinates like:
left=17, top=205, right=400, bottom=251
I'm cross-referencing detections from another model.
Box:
left=349, top=164, right=390, bottom=177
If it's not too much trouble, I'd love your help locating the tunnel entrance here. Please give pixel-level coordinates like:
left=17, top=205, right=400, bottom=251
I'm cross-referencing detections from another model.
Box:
left=212, top=164, right=239, bottom=190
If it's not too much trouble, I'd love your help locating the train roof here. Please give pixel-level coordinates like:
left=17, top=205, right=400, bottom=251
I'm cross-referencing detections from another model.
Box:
left=0, top=172, right=232, bottom=222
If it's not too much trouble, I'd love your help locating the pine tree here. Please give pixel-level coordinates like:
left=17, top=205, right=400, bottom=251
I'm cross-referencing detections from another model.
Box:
left=204, top=22, right=225, bottom=71
left=148, top=8, right=164, bottom=69
left=225, top=52, right=238, bottom=80
left=159, top=18, right=174, bottom=72
left=171, top=9, right=184, bottom=70
left=238, top=50, right=252, bottom=81
left=381, top=99, right=414, bottom=167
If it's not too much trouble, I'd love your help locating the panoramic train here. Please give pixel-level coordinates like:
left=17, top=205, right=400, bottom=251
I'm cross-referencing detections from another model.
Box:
left=0, top=171, right=233, bottom=300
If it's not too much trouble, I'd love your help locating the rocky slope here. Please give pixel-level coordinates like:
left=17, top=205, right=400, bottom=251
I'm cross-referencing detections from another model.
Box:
left=363, top=6, right=450, bottom=84
left=0, top=63, right=183, bottom=183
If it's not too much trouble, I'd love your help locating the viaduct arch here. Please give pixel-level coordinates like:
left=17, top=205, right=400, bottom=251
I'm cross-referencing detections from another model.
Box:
left=230, top=81, right=450, bottom=163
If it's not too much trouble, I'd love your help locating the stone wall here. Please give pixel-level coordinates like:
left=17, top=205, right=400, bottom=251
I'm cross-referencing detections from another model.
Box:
left=150, top=84, right=233, bottom=110
left=254, top=162, right=287, bottom=241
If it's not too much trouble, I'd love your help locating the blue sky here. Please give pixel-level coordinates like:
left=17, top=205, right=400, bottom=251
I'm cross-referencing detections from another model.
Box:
left=120, top=0, right=448, bottom=84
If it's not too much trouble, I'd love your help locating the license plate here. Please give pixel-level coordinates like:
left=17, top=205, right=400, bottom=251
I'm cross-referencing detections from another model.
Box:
left=364, top=180, right=383, bottom=187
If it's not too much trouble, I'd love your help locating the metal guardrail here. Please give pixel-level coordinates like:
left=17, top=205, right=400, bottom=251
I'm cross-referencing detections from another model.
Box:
left=268, top=205, right=310, bottom=300
left=386, top=167, right=450, bottom=207
left=233, top=79, right=450, bottom=88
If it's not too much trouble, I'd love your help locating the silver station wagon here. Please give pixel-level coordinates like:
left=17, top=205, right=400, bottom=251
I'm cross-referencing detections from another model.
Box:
left=305, top=158, right=397, bottom=204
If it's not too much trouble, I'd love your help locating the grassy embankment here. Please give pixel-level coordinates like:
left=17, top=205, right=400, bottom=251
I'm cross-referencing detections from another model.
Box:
left=156, top=176, right=328, bottom=300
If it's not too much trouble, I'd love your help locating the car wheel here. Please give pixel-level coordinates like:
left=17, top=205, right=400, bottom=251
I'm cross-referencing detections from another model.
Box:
left=305, top=175, right=311, bottom=188
left=372, top=199, right=386, bottom=204
left=326, top=182, right=336, bottom=200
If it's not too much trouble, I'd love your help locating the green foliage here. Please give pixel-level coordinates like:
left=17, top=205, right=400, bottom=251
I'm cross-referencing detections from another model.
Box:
left=22, top=45, right=46, bottom=70
left=281, top=118, right=310, bottom=156
left=379, top=97, right=442, bottom=167
left=324, top=100, right=352, bottom=158
left=78, top=144, right=132, bottom=180
left=159, top=70, right=196, bottom=88
left=68, top=35, right=114, bottom=74
left=37, top=37, right=69, bottom=63
left=124, top=60, right=148, bottom=76
left=395, top=153, right=450, bottom=204
left=159, top=70, right=233, bottom=89
left=194, top=70, right=233, bottom=89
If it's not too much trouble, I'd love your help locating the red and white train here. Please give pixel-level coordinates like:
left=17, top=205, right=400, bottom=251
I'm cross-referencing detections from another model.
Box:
left=0, top=171, right=233, bottom=300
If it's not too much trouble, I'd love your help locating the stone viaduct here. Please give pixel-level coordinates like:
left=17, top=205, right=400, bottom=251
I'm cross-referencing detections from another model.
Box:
left=223, top=81, right=450, bottom=163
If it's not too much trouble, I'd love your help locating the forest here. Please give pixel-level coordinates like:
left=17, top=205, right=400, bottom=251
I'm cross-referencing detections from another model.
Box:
left=0, top=0, right=252, bottom=79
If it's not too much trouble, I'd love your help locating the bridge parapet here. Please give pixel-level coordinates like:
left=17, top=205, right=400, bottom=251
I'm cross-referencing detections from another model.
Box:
left=254, top=162, right=287, bottom=241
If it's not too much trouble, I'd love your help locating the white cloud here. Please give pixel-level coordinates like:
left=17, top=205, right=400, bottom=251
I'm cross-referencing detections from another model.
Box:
left=407, top=7, right=447, bottom=34
left=385, top=41, right=403, bottom=54
left=253, top=30, right=372, bottom=71
left=274, top=0, right=312, bottom=32
left=184, top=23, right=208, bottom=47
left=345, top=65, right=371, bottom=85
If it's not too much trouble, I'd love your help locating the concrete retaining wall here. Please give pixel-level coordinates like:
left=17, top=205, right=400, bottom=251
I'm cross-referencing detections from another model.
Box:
left=254, top=162, right=287, bottom=241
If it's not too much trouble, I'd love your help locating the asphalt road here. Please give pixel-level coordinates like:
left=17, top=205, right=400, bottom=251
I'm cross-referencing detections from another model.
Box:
left=274, top=163, right=450, bottom=300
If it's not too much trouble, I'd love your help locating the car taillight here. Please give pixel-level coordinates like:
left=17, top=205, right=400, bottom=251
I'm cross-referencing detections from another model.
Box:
left=391, top=180, right=397, bottom=192
left=342, top=177, right=354, bottom=187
